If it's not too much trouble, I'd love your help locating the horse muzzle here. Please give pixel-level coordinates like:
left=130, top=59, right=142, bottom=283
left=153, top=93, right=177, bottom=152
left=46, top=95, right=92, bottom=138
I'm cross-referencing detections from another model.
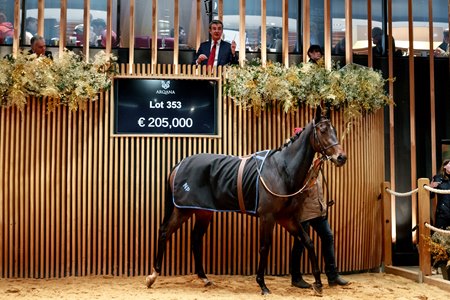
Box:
left=331, top=152, right=347, bottom=167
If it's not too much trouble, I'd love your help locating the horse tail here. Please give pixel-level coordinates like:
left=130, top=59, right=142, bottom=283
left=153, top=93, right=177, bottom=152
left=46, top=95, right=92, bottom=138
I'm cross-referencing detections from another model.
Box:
left=162, top=167, right=176, bottom=224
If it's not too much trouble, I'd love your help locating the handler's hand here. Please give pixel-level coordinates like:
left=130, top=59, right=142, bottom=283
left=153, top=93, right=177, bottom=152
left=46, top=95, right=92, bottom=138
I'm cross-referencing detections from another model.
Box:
left=430, top=181, right=441, bottom=188
left=197, top=54, right=207, bottom=64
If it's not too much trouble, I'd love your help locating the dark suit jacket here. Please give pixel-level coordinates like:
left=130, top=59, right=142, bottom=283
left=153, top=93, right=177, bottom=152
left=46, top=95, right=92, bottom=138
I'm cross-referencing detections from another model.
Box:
left=193, top=40, right=238, bottom=66
left=28, top=49, right=53, bottom=60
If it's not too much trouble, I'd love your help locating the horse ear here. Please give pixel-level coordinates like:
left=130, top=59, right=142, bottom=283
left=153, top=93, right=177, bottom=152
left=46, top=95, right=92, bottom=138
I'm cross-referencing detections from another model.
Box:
left=315, top=105, right=322, bottom=122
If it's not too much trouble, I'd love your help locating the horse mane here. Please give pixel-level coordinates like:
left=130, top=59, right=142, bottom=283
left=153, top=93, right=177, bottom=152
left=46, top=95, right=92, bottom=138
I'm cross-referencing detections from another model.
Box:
left=270, top=121, right=313, bottom=154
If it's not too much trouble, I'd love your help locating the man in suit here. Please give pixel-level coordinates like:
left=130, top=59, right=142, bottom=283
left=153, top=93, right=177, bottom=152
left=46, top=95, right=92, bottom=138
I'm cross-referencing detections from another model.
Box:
left=29, top=35, right=53, bottom=59
left=194, top=20, right=238, bottom=66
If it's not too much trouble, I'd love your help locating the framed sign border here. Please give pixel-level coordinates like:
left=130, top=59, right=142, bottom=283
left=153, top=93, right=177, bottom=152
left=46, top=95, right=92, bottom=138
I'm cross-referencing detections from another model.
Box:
left=110, top=75, right=222, bottom=138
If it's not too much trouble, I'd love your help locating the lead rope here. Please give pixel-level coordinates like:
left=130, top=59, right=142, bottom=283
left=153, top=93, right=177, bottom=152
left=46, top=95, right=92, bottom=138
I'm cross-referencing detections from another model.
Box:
left=319, top=166, right=334, bottom=218
left=258, top=157, right=325, bottom=198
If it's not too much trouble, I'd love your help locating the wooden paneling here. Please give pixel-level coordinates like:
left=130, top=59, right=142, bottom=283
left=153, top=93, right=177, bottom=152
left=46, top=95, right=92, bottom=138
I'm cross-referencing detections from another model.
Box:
left=0, top=65, right=384, bottom=278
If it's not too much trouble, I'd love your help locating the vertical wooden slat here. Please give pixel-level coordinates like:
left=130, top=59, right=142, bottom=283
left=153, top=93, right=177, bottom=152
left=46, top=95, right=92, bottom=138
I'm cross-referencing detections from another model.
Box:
left=39, top=101, right=45, bottom=278
left=4, top=108, right=10, bottom=278
left=151, top=0, right=157, bottom=72
left=428, top=0, right=437, bottom=179
left=60, top=107, right=67, bottom=277
left=282, top=0, right=289, bottom=66
left=13, top=107, right=19, bottom=278
left=303, top=0, right=310, bottom=64
left=174, top=0, right=179, bottom=69
left=83, top=0, right=91, bottom=60
left=13, top=0, right=20, bottom=57
left=324, top=0, right=331, bottom=68
left=38, top=0, right=44, bottom=36
left=387, top=0, right=396, bottom=243
left=23, top=103, right=31, bottom=278
left=407, top=0, right=417, bottom=243
left=129, top=0, right=136, bottom=72
left=106, top=0, right=113, bottom=54
left=345, top=0, right=353, bottom=64
left=19, top=103, right=25, bottom=278
left=196, top=0, right=201, bottom=51
left=0, top=107, right=5, bottom=278
left=93, top=99, right=99, bottom=275
left=367, top=0, right=373, bottom=68
left=239, top=0, right=246, bottom=66
left=49, top=106, right=56, bottom=278
left=261, top=0, right=267, bottom=66
left=59, top=0, right=67, bottom=56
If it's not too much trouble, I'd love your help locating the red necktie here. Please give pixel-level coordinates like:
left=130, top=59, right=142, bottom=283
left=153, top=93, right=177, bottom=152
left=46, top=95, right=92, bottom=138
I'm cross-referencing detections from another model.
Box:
left=207, top=41, right=217, bottom=66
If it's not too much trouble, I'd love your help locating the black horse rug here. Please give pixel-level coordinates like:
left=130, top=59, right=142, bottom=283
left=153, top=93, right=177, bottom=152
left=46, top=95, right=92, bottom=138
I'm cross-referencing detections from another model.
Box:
left=172, top=151, right=270, bottom=214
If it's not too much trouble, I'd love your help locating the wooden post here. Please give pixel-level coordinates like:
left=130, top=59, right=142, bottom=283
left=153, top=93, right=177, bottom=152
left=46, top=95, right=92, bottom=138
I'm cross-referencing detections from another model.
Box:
left=382, top=181, right=392, bottom=266
left=418, top=178, right=431, bottom=277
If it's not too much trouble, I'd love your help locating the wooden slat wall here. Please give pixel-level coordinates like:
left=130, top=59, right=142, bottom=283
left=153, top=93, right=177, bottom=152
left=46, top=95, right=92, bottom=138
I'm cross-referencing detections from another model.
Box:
left=0, top=65, right=384, bottom=278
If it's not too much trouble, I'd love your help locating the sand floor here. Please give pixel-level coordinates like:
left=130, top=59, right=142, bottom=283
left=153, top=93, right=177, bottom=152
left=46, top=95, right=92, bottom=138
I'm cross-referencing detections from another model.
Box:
left=1, top=272, right=450, bottom=300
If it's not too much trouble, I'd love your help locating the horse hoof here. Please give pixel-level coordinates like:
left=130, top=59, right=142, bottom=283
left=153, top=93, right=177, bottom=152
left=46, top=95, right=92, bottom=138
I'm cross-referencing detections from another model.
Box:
left=261, top=287, right=271, bottom=295
left=201, top=278, right=213, bottom=287
left=145, top=274, right=157, bottom=288
left=312, top=283, right=323, bottom=296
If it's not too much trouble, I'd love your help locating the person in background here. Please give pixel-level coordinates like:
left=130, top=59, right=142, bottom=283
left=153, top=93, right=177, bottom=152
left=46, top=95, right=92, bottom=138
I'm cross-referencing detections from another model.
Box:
left=332, top=38, right=346, bottom=56
left=372, top=27, right=402, bottom=57
left=307, top=44, right=323, bottom=64
left=266, top=27, right=282, bottom=52
left=430, top=159, right=450, bottom=229
left=194, top=19, right=238, bottom=67
left=24, top=17, right=38, bottom=45
left=434, top=29, right=449, bottom=57
left=0, top=12, right=14, bottom=45
left=29, top=35, right=53, bottom=59
left=170, top=26, right=187, bottom=45
left=91, top=18, right=118, bottom=48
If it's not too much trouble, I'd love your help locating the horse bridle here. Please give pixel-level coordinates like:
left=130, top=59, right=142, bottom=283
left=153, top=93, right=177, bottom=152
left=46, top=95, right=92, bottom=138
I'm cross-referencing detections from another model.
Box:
left=311, top=118, right=340, bottom=161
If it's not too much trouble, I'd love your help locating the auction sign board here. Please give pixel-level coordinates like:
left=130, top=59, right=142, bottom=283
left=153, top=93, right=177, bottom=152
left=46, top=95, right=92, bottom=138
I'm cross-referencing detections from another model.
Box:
left=112, top=76, right=221, bottom=137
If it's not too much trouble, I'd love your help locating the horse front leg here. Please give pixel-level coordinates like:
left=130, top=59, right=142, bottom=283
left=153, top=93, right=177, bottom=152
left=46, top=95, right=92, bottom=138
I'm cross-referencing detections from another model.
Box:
left=298, top=224, right=323, bottom=295
left=192, top=211, right=213, bottom=286
left=256, top=217, right=275, bottom=295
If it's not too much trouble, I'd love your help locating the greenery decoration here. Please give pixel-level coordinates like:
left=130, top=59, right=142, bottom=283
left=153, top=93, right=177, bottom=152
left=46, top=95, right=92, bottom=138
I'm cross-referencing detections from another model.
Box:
left=0, top=49, right=117, bottom=111
left=224, top=58, right=392, bottom=121
left=424, top=230, right=450, bottom=268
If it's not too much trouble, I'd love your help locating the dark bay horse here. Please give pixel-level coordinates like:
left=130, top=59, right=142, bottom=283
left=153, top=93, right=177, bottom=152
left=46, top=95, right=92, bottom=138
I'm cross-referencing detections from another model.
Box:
left=145, top=106, right=347, bottom=295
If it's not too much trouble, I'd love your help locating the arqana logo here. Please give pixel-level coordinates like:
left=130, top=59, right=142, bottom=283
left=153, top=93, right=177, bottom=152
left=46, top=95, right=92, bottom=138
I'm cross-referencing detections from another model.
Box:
left=161, top=80, right=170, bottom=90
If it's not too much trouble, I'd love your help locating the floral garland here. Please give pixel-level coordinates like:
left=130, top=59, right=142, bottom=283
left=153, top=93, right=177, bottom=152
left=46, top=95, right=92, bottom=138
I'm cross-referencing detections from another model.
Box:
left=0, top=49, right=117, bottom=111
left=224, top=59, right=392, bottom=121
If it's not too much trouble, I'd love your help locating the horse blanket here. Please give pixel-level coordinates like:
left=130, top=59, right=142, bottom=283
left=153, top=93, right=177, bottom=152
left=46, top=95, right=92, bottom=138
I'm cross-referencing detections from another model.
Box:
left=172, top=151, right=270, bottom=214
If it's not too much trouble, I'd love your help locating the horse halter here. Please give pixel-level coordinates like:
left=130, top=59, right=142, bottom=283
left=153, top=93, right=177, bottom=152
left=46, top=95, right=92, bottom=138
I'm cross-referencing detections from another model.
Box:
left=311, top=118, right=339, bottom=160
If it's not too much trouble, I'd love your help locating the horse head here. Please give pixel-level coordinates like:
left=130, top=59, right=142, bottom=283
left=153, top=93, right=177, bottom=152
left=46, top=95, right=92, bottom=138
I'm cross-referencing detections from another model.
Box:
left=310, top=106, right=347, bottom=167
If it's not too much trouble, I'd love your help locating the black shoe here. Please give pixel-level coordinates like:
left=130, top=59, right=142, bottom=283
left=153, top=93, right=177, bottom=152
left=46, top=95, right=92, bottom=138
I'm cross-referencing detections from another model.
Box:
left=292, top=277, right=312, bottom=289
left=328, top=276, right=349, bottom=286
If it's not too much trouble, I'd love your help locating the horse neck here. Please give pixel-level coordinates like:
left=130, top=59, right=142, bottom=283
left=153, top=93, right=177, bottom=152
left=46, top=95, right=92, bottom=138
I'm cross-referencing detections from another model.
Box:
left=275, top=123, right=316, bottom=189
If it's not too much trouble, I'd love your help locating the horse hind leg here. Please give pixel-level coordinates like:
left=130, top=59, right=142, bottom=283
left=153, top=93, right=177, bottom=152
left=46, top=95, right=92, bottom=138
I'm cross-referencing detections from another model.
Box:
left=192, top=211, right=213, bottom=286
left=298, top=225, right=323, bottom=295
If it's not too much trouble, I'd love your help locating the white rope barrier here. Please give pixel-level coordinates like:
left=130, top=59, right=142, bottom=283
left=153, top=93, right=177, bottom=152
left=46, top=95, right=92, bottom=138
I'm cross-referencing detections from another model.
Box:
left=425, top=223, right=450, bottom=235
left=423, top=184, right=450, bottom=194
left=385, top=184, right=450, bottom=197
left=385, top=187, right=418, bottom=197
